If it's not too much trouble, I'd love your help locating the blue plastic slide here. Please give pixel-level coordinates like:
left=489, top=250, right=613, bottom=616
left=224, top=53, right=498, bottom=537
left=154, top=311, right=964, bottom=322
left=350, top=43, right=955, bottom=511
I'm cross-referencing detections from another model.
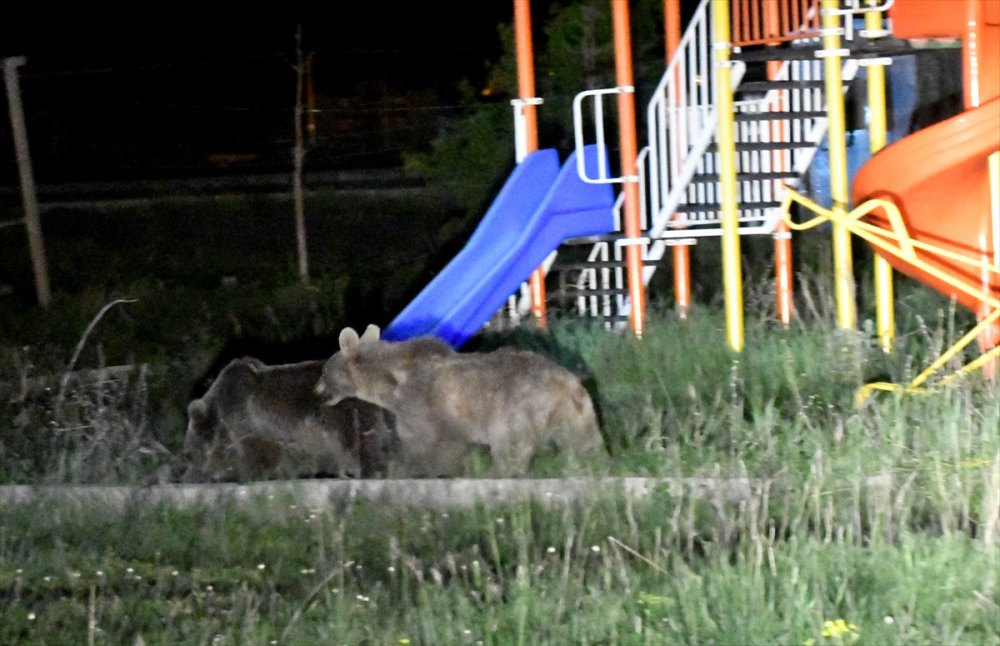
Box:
left=383, top=145, right=616, bottom=347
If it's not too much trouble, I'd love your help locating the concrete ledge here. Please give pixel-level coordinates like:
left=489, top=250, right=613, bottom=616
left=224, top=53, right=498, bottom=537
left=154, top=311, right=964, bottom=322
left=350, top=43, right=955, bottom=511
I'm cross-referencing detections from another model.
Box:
left=0, top=476, right=766, bottom=511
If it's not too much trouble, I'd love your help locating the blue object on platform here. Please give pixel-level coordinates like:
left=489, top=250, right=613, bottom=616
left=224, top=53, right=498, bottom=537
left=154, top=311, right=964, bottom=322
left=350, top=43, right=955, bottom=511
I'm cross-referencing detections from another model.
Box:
left=383, top=144, right=616, bottom=347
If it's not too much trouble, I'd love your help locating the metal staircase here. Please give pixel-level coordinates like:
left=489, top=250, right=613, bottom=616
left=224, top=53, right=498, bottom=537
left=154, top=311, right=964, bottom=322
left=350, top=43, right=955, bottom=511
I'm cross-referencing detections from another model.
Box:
left=547, top=0, right=897, bottom=325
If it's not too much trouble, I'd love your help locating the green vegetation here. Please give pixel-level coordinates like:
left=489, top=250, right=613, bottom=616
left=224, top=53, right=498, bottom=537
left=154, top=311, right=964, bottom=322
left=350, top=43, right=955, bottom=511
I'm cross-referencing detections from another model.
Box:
left=2, top=480, right=996, bottom=644
left=2, top=289, right=998, bottom=642
left=1, top=2, right=996, bottom=639
left=404, top=0, right=665, bottom=224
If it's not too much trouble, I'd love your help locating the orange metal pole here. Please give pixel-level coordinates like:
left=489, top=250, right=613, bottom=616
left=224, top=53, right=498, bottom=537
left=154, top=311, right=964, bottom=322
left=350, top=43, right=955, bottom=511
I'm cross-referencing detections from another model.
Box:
left=612, top=0, right=646, bottom=337
left=665, top=0, right=690, bottom=320
left=735, top=1, right=746, bottom=42
left=764, top=0, right=793, bottom=325
left=770, top=61, right=793, bottom=326
left=513, top=0, right=547, bottom=329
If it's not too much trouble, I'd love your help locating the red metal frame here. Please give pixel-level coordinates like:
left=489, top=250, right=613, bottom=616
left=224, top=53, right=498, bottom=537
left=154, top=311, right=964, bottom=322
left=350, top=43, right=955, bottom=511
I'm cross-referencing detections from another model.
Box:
left=732, top=0, right=820, bottom=47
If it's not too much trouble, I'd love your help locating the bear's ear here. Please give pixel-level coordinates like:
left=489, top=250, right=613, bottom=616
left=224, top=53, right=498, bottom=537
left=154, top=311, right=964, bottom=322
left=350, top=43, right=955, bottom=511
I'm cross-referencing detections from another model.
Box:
left=187, top=399, right=209, bottom=425
left=339, top=327, right=360, bottom=356
left=240, top=356, right=265, bottom=372
left=360, top=324, right=381, bottom=343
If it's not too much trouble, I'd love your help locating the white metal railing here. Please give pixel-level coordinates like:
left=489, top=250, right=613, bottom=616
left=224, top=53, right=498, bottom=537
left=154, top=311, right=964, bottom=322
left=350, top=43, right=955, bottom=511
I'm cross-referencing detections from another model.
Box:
left=652, top=57, right=860, bottom=237
left=571, top=86, right=637, bottom=184
left=571, top=145, right=661, bottom=323
left=530, top=0, right=890, bottom=321
left=568, top=0, right=874, bottom=320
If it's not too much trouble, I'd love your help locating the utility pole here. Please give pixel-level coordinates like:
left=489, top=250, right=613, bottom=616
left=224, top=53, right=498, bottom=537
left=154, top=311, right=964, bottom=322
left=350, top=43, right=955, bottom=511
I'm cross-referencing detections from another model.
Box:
left=4, top=56, right=50, bottom=307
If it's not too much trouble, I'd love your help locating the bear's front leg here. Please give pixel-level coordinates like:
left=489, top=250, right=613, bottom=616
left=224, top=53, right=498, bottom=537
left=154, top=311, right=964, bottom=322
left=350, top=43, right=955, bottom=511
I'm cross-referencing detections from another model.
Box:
left=395, top=421, right=469, bottom=477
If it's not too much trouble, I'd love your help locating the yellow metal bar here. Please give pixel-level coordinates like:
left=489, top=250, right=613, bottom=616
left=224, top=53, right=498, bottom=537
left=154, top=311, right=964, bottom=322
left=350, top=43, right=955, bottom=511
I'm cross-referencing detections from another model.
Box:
left=778, top=185, right=1000, bottom=401
left=855, top=310, right=1000, bottom=405
left=821, top=0, right=856, bottom=329
left=780, top=190, right=999, bottom=309
left=865, top=0, right=894, bottom=353
left=940, top=345, right=1000, bottom=385
left=713, top=0, right=744, bottom=352
left=906, top=308, right=999, bottom=389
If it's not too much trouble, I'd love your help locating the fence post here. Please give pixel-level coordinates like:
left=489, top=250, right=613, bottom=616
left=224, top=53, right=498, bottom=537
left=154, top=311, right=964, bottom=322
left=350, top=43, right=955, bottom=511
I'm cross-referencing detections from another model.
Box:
left=3, top=56, right=50, bottom=307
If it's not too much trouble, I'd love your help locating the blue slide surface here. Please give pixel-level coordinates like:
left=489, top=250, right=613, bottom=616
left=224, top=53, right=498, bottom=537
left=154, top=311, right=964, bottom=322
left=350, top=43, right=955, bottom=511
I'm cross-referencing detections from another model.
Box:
left=383, top=145, right=616, bottom=347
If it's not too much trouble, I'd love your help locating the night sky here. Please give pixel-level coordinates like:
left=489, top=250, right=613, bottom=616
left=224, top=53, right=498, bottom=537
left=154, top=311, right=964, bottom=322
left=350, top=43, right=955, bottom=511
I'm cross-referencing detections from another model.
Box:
left=0, top=5, right=517, bottom=182
left=1, top=6, right=513, bottom=89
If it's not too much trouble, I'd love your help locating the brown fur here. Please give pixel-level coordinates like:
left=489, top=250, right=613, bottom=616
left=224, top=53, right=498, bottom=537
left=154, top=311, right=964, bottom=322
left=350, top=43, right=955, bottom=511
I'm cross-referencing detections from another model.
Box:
left=183, top=357, right=391, bottom=481
left=315, top=326, right=606, bottom=476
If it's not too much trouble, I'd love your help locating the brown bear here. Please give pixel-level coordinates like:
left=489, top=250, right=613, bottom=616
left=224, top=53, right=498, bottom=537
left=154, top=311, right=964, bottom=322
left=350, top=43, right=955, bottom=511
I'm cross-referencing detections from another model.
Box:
left=315, top=325, right=606, bottom=476
left=183, top=356, right=391, bottom=481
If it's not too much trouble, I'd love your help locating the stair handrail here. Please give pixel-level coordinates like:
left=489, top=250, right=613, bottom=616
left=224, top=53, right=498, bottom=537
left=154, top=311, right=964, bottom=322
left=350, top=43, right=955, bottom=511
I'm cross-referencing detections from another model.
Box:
left=571, top=86, right=637, bottom=184
left=562, top=0, right=870, bottom=320
left=645, top=0, right=749, bottom=241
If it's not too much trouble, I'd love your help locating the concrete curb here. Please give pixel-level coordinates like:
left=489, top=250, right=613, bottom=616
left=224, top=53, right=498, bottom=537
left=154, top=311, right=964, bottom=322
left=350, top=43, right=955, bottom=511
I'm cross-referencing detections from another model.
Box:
left=0, top=476, right=767, bottom=511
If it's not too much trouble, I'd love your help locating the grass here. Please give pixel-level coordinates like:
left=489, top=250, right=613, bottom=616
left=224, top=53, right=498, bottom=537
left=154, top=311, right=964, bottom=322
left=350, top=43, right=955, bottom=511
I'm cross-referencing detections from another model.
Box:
left=1, top=460, right=996, bottom=644
left=1, top=188, right=998, bottom=642
left=2, top=291, right=999, bottom=642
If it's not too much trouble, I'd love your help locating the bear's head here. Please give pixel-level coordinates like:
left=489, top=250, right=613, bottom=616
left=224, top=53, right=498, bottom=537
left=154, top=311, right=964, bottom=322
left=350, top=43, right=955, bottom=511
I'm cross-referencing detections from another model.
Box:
left=316, top=325, right=457, bottom=412
left=181, top=358, right=263, bottom=480
left=314, top=324, right=389, bottom=407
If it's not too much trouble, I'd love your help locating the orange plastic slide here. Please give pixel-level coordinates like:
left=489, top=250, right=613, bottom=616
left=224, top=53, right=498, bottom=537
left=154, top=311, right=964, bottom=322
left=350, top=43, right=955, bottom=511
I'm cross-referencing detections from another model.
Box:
left=851, top=0, right=999, bottom=344
left=851, top=97, right=999, bottom=315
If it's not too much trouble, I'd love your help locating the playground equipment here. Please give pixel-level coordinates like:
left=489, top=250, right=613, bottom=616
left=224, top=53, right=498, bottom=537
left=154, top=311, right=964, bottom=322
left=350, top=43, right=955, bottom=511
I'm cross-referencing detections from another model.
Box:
left=386, top=0, right=997, bottom=392
left=568, top=0, right=866, bottom=339
left=562, top=0, right=997, bottom=392
left=783, top=0, right=1000, bottom=396
left=382, top=145, right=615, bottom=347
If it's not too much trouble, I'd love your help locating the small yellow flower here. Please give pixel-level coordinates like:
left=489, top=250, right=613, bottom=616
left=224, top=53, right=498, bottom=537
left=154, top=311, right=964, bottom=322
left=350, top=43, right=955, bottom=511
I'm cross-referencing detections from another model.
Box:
left=813, top=618, right=860, bottom=643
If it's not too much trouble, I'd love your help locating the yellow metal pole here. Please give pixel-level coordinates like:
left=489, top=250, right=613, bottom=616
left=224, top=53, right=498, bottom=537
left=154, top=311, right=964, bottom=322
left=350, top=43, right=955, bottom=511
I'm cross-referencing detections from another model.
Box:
left=712, top=0, right=744, bottom=351
left=865, top=1, right=893, bottom=352
left=821, top=0, right=856, bottom=329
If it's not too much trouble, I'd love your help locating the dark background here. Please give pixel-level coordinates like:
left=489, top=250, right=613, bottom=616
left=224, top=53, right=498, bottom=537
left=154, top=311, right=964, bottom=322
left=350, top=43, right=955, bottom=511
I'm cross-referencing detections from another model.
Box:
left=0, top=5, right=519, bottom=183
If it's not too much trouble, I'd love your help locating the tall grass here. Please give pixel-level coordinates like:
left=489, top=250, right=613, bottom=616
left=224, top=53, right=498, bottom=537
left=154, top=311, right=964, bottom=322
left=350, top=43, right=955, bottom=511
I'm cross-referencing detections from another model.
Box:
left=2, top=290, right=998, bottom=643
left=1, top=447, right=996, bottom=644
